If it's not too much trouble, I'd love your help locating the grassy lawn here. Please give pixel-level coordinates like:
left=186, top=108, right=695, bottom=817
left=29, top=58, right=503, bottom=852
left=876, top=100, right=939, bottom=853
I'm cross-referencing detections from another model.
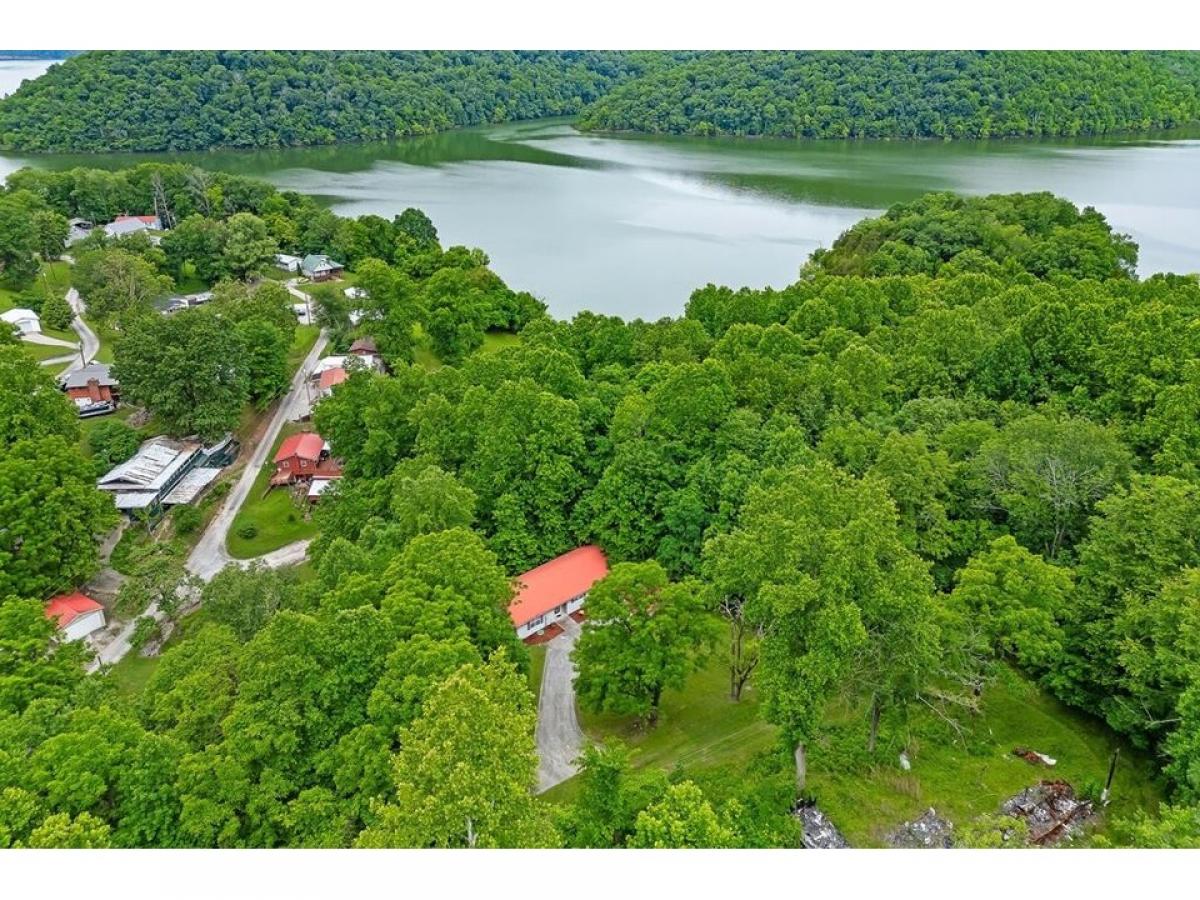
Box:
left=481, top=330, right=522, bottom=354
left=546, top=647, right=1164, bottom=846
left=106, top=653, right=160, bottom=697
left=807, top=666, right=1165, bottom=846
left=413, top=327, right=521, bottom=372
left=579, top=649, right=778, bottom=778
left=21, top=340, right=77, bottom=363
left=288, top=324, right=321, bottom=370
left=226, top=423, right=319, bottom=558
left=528, top=644, right=547, bottom=699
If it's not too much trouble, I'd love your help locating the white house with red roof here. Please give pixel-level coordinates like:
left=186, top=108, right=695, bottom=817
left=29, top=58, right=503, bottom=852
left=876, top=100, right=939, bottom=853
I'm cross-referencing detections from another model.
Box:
left=508, top=545, right=609, bottom=641
left=45, top=592, right=107, bottom=642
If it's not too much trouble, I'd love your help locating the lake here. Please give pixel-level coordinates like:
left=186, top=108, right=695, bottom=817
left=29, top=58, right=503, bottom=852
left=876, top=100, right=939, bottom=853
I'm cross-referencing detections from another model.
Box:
left=0, top=57, right=59, bottom=98
left=2, top=118, right=1199, bottom=319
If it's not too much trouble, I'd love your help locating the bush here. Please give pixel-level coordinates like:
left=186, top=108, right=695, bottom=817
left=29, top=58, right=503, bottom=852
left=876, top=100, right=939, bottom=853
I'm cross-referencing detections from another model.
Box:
left=236, top=523, right=258, bottom=540
left=171, top=504, right=202, bottom=536
left=129, top=615, right=160, bottom=651
left=40, top=291, right=76, bottom=331
left=88, top=420, right=142, bottom=468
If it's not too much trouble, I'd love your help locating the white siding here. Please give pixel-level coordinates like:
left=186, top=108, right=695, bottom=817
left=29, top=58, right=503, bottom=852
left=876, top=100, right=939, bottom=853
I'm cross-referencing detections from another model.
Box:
left=61, top=609, right=106, bottom=642
left=515, top=591, right=587, bottom=640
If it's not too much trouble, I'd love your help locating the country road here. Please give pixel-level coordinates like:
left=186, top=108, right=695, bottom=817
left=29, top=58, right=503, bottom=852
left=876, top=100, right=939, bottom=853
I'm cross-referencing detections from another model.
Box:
left=536, top=617, right=586, bottom=793
left=89, top=328, right=328, bottom=671
left=39, top=287, right=100, bottom=371
left=186, top=329, right=327, bottom=580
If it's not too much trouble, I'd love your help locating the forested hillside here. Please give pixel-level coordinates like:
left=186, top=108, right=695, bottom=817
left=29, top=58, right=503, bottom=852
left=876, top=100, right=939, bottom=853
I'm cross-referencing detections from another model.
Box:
left=578, top=51, right=1200, bottom=139
left=0, top=51, right=677, bottom=152
left=4, top=167, right=1200, bottom=847
left=4, top=51, right=1200, bottom=153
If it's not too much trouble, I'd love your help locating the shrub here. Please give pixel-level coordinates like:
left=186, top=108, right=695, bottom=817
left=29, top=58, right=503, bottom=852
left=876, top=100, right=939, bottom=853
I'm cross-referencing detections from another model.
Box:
left=40, top=291, right=76, bottom=331
left=171, top=504, right=202, bottom=536
left=130, top=615, right=160, bottom=651
left=236, top=523, right=258, bottom=540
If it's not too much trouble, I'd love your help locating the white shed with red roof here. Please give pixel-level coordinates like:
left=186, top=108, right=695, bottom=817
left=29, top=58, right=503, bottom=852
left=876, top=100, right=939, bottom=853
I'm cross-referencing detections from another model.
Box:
left=45, top=592, right=107, bottom=642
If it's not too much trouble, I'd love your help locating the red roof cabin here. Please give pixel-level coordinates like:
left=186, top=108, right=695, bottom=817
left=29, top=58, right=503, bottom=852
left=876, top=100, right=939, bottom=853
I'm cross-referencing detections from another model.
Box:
left=45, top=592, right=107, bottom=642
left=318, top=366, right=348, bottom=397
left=509, top=545, right=608, bottom=641
left=271, top=432, right=342, bottom=486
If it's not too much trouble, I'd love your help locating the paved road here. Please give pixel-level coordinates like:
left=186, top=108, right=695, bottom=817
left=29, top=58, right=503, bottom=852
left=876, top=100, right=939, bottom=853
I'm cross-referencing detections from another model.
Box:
left=187, top=330, right=327, bottom=580
left=40, top=287, right=100, bottom=370
left=536, top=616, right=587, bottom=793
left=22, top=331, right=77, bottom=348
left=65, top=288, right=100, bottom=370
left=89, top=330, right=327, bottom=671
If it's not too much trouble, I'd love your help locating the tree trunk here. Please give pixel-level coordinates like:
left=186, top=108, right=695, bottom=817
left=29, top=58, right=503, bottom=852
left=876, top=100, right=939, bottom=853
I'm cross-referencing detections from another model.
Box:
left=732, top=669, right=751, bottom=702
left=868, top=695, right=881, bottom=753
left=729, top=618, right=741, bottom=700
left=465, top=816, right=476, bottom=849
left=647, top=684, right=663, bottom=727
left=794, top=741, right=807, bottom=794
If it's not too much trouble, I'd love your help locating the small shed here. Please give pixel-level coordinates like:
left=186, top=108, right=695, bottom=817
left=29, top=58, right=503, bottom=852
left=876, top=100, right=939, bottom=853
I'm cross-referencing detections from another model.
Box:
left=276, top=253, right=303, bottom=273
left=2, top=308, right=41, bottom=335
left=45, top=592, right=107, bottom=642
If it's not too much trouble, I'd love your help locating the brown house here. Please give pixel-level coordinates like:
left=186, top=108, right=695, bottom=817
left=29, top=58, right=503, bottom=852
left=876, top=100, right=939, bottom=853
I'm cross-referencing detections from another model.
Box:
left=61, top=363, right=119, bottom=415
left=272, top=432, right=342, bottom=486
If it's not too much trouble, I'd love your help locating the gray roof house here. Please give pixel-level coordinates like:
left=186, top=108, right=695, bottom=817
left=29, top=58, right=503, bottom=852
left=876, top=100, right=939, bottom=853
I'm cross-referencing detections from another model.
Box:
left=96, top=436, right=203, bottom=515
left=61, top=362, right=118, bottom=392
left=300, top=254, right=344, bottom=282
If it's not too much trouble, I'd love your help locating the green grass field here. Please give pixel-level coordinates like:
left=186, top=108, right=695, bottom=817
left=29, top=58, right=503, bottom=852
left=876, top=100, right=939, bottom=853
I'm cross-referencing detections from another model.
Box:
left=288, top=324, right=321, bottom=370
left=807, top=666, right=1165, bottom=846
left=226, top=424, right=319, bottom=558
left=19, top=340, right=78, bottom=363
left=545, top=648, right=1164, bottom=846
left=107, top=653, right=160, bottom=697
left=413, top=328, right=522, bottom=371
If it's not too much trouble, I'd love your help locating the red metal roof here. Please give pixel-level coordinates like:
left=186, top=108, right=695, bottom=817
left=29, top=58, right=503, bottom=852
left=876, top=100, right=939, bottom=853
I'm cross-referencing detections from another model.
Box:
left=45, top=592, right=104, bottom=627
left=114, top=215, right=159, bottom=224
left=318, top=367, right=348, bottom=391
left=508, top=546, right=609, bottom=627
left=275, top=432, right=325, bottom=463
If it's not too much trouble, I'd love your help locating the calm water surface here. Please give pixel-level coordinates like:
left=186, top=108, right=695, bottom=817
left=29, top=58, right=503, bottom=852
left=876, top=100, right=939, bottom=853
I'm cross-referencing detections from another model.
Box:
left=2, top=119, right=1199, bottom=319
left=0, top=58, right=58, bottom=97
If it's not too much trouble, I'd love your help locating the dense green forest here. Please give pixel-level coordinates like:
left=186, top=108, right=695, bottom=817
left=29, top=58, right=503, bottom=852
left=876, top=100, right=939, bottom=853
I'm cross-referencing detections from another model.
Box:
left=578, top=51, right=1200, bottom=139
left=4, top=165, right=1200, bottom=847
left=0, top=51, right=678, bottom=152
left=3, top=51, right=1200, bottom=153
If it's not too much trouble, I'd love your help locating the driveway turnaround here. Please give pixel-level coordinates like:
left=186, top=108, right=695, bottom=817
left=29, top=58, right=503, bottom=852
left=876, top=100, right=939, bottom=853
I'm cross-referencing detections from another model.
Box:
left=536, top=616, right=587, bottom=793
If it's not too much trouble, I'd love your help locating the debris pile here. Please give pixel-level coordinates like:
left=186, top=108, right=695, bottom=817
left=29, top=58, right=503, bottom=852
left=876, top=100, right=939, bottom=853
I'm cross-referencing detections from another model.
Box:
left=1012, top=747, right=1057, bottom=767
left=1001, top=780, right=1094, bottom=845
left=795, top=801, right=850, bottom=848
left=885, top=808, right=954, bottom=848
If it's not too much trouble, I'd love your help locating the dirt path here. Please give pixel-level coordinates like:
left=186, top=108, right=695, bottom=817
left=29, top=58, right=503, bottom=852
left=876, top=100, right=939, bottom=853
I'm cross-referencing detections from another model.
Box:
left=536, top=616, right=587, bottom=793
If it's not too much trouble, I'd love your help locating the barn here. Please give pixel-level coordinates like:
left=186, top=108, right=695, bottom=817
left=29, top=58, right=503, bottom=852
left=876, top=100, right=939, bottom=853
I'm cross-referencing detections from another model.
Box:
left=508, top=545, right=609, bottom=641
